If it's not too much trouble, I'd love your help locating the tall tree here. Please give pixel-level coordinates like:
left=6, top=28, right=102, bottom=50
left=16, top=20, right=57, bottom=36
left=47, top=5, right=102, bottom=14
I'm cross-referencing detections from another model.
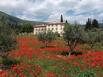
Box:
left=60, top=15, right=63, bottom=22
left=85, top=18, right=92, bottom=30
left=92, top=19, right=99, bottom=28
left=65, top=20, right=68, bottom=23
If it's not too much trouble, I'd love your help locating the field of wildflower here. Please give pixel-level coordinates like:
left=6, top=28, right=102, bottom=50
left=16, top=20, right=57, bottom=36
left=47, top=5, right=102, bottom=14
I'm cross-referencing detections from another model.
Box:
left=0, top=35, right=103, bottom=77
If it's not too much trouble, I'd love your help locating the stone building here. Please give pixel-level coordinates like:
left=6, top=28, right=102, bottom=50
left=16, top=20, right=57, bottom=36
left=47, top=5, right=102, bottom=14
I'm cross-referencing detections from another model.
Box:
left=33, top=22, right=65, bottom=36
left=34, top=15, right=66, bottom=36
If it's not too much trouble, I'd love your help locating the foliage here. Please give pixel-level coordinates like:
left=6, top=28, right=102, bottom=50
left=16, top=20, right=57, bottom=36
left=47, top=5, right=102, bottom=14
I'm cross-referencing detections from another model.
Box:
left=63, top=23, right=84, bottom=56
left=92, top=19, right=99, bottom=28
left=55, top=32, right=61, bottom=37
left=85, top=18, right=92, bottom=30
left=0, top=25, right=17, bottom=69
left=85, top=18, right=99, bottom=30
left=83, top=30, right=103, bottom=49
left=20, top=23, right=33, bottom=33
left=60, top=15, right=63, bottom=22
left=0, top=25, right=17, bottom=54
left=37, top=31, right=56, bottom=47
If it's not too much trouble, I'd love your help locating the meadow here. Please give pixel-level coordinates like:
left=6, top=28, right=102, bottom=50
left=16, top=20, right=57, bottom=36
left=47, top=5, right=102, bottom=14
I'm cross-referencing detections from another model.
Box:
left=0, top=35, right=103, bottom=77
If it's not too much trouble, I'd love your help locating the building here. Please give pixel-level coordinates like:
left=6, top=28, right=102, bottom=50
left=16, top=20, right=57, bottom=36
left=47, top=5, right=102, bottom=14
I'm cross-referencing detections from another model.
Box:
left=33, top=22, right=65, bottom=36
left=34, top=15, right=66, bottom=36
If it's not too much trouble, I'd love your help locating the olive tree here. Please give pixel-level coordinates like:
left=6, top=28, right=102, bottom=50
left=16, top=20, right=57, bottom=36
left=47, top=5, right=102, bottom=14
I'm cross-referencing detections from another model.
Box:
left=63, top=23, right=84, bottom=56
left=37, top=31, right=56, bottom=47
left=0, top=25, right=17, bottom=57
left=84, top=30, right=103, bottom=49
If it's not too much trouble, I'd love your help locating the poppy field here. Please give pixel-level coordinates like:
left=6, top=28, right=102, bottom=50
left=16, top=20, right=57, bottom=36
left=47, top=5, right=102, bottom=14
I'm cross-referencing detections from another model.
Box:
left=0, top=36, right=103, bottom=77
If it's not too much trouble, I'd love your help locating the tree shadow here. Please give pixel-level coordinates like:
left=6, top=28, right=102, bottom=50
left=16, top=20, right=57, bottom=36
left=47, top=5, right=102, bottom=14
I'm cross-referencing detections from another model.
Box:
left=0, top=56, right=19, bottom=70
left=60, top=51, right=83, bottom=56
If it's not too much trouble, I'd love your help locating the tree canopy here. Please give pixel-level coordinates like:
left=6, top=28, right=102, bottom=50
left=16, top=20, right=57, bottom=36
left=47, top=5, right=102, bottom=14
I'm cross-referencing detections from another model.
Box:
left=37, top=31, right=56, bottom=47
left=63, top=23, right=84, bottom=56
left=20, top=23, right=33, bottom=33
left=0, top=24, right=17, bottom=56
left=85, top=18, right=99, bottom=30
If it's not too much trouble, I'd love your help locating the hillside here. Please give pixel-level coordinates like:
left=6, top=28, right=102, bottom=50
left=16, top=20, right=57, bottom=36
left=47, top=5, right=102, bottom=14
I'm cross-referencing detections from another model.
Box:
left=0, top=11, right=45, bottom=27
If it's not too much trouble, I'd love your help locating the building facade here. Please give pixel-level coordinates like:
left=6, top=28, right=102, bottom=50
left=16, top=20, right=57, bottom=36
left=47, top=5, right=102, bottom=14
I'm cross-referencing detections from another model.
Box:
left=34, top=22, right=65, bottom=36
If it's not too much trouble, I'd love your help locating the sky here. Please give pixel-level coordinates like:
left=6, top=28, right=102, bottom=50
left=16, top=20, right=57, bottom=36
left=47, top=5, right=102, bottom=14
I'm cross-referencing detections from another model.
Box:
left=0, top=0, right=103, bottom=24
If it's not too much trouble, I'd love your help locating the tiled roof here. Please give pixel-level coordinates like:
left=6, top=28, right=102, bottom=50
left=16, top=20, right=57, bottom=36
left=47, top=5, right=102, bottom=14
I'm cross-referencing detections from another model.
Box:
left=34, top=22, right=65, bottom=28
left=34, top=25, right=46, bottom=28
left=46, top=22, right=65, bottom=25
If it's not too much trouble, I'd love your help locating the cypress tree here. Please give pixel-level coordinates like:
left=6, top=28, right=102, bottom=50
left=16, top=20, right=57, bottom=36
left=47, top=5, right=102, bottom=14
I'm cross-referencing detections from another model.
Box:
left=65, top=20, right=68, bottom=23
left=92, top=19, right=99, bottom=28
left=85, top=18, right=92, bottom=30
left=60, top=15, right=63, bottom=22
